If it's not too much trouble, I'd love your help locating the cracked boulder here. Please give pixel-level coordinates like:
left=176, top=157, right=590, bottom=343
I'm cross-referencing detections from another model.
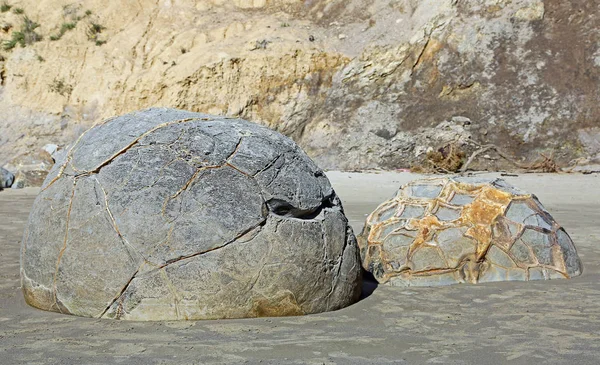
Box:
left=20, top=108, right=361, bottom=320
left=358, top=177, right=582, bottom=287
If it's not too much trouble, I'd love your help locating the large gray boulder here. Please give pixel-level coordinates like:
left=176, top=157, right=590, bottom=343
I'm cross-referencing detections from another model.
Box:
left=21, top=108, right=361, bottom=320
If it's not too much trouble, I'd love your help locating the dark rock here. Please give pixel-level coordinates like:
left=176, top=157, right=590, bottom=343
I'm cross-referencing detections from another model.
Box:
left=0, top=167, right=14, bottom=189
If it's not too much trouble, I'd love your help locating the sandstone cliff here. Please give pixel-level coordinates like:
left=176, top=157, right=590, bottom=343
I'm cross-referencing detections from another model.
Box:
left=0, top=0, right=598, bottom=170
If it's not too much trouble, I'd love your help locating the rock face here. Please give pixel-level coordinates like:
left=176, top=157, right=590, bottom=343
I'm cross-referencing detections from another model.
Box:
left=4, top=150, right=55, bottom=189
left=0, top=0, right=598, bottom=170
left=358, top=177, right=582, bottom=286
left=21, top=108, right=361, bottom=320
left=0, top=167, right=14, bottom=189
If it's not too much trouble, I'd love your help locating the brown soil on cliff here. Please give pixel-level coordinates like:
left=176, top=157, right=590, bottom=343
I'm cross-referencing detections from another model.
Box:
left=0, top=0, right=598, bottom=171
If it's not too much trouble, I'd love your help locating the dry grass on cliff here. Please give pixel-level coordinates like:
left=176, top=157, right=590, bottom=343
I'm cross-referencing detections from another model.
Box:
left=3, top=15, right=41, bottom=50
left=410, top=143, right=466, bottom=173
left=411, top=141, right=562, bottom=174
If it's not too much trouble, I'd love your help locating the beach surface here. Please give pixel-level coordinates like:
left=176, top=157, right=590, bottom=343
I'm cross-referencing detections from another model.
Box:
left=1, top=172, right=599, bottom=364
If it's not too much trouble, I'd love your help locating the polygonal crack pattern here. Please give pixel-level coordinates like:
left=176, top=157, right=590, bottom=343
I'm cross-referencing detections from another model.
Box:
left=358, top=177, right=583, bottom=287
left=21, top=108, right=361, bottom=320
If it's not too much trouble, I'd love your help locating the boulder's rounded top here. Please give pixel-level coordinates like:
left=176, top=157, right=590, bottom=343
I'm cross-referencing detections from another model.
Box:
left=61, top=108, right=295, bottom=174
left=45, top=108, right=332, bottom=212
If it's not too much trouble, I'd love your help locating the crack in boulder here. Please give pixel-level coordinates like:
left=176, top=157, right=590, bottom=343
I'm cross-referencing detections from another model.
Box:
left=78, top=117, right=204, bottom=176
left=51, top=178, right=77, bottom=313
left=99, top=267, right=140, bottom=319
left=94, top=177, right=144, bottom=263
left=160, top=217, right=268, bottom=269
left=265, top=193, right=336, bottom=221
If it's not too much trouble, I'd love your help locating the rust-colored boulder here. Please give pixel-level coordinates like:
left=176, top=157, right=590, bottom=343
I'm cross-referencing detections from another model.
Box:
left=358, top=177, right=582, bottom=286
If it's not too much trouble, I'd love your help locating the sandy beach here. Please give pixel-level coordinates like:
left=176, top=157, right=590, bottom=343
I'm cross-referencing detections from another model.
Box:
left=1, top=172, right=599, bottom=364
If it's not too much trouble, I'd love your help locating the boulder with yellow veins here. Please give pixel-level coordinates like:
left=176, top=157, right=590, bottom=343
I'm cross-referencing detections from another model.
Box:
left=358, top=177, right=582, bottom=286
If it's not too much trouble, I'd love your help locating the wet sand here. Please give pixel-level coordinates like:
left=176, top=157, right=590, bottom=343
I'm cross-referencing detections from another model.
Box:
left=1, top=172, right=599, bottom=364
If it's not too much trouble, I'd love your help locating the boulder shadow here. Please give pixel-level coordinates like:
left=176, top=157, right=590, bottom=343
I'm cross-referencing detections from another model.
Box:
left=358, top=270, right=379, bottom=301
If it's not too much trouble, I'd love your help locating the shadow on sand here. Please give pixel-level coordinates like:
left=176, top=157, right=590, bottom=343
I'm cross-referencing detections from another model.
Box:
left=358, top=270, right=379, bottom=301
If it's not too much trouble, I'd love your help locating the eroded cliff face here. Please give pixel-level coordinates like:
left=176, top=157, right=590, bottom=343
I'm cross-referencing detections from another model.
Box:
left=0, top=0, right=598, bottom=170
